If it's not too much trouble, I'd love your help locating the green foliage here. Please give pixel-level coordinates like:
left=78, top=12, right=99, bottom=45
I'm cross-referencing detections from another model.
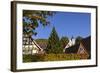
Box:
left=23, top=54, right=89, bottom=62
left=23, top=10, right=55, bottom=36
left=75, top=36, right=83, bottom=44
left=23, top=55, right=33, bottom=62
left=23, top=54, right=44, bottom=62
left=43, top=54, right=81, bottom=61
left=46, top=27, right=63, bottom=54
left=60, top=36, right=69, bottom=48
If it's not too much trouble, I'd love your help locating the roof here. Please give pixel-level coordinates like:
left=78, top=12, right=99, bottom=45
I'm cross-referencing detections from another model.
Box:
left=65, top=36, right=91, bottom=54
left=64, top=38, right=75, bottom=49
left=65, top=44, right=80, bottom=54
left=32, top=39, right=43, bottom=51
left=81, top=36, right=91, bottom=55
left=35, top=39, right=48, bottom=49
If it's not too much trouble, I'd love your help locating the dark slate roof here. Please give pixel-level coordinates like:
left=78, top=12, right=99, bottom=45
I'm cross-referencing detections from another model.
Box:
left=65, top=44, right=80, bottom=54
left=81, top=36, right=91, bottom=55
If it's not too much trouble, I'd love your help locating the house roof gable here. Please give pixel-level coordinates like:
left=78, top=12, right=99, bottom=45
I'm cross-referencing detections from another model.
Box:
left=65, top=36, right=91, bottom=54
left=80, top=36, right=91, bottom=55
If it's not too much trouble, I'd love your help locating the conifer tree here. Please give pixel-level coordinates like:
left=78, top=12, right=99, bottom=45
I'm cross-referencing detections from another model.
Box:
left=46, top=27, right=63, bottom=54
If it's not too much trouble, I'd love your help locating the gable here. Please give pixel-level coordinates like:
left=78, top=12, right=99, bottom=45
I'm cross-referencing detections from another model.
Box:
left=81, top=36, right=91, bottom=55
left=23, top=36, right=43, bottom=51
left=77, top=43, right=88, bottom=54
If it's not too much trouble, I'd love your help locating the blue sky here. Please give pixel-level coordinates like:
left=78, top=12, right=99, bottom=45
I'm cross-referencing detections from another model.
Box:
left=31, top=11, right=91, bottom=39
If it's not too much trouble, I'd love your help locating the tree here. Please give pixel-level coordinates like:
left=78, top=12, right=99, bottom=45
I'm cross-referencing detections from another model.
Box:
left=75, top=36, right=83, bottom=44
left=23, top=10, right=55, bottom=37
left=46, top=27, right=63, bottom=54
left=60, top=37, right=69, bottom=48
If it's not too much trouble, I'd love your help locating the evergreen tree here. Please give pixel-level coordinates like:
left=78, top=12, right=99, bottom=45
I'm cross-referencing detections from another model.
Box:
left=60, top=36, right=69, bottom=48
left=75, top=36, right=83, bottom=44
left=46, top=27, right=63, bottom=54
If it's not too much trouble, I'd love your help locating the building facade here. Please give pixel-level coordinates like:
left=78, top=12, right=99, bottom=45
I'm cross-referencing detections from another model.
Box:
left=23, top=34, right=44, bottom=55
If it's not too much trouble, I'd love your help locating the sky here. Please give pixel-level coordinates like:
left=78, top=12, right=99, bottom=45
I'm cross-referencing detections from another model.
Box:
left=30, top=11, right=91, bottom=39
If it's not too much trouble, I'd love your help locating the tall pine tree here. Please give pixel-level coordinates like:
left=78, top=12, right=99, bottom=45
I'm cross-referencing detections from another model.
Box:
left=46, top=27, right=63, bottom=54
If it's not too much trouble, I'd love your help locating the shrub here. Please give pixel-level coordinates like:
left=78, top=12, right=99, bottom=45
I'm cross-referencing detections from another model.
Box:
left=23, top=54, right=88, bottom=62
left=23, top=54, right=44, bottom=62
left=43, top=54, right=81, bottom=61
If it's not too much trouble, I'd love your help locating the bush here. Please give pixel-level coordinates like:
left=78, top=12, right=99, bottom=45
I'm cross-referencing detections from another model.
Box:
left=43, top=54, right=81, bottom=61
left=23, top=54, right=88, bottom=62
left=23, top=55, right=33, bottom=62
left=23, top=54, right=44, bottom=62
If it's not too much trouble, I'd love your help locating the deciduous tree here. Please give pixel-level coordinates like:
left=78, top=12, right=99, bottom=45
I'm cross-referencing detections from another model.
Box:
left=23, top=10, right=55, bottom=37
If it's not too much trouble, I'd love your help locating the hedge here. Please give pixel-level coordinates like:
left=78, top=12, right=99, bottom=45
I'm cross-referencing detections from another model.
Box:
left=23, top=54, right=44, bottom=62
left=23, top=54, right=88, bottom=62
left=43, top=54, right=81, bottom=61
